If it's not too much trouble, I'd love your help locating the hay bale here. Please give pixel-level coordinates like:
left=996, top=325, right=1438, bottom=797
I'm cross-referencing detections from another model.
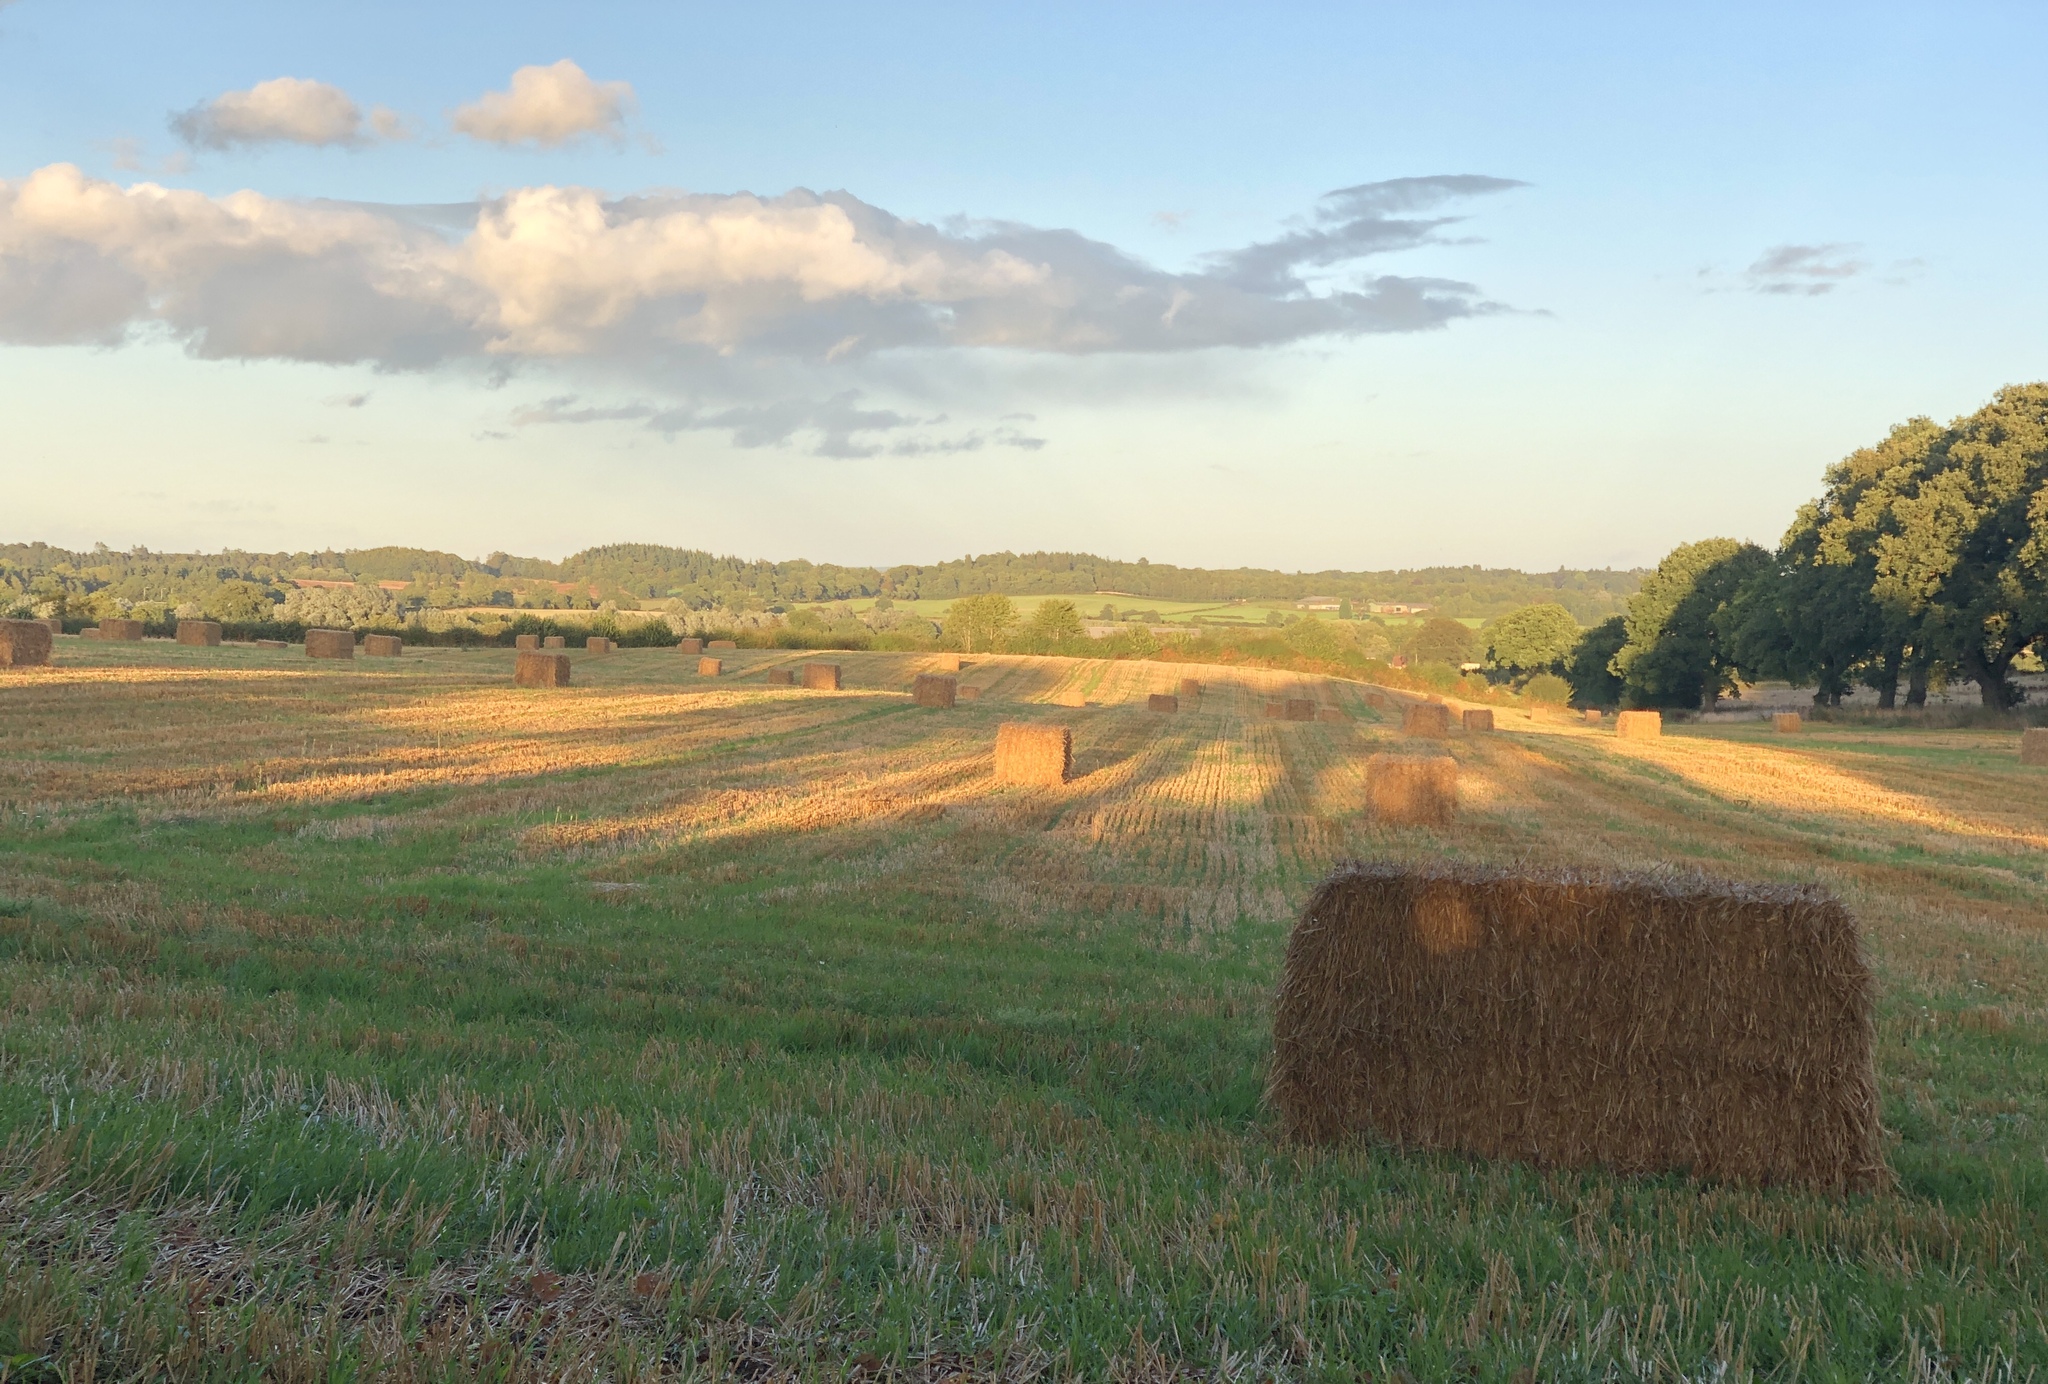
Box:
left=1463, top=708, right=1494, bottom=732
left=255, top=639, right=288, bottom=650
left=543, top=635, right=566, bottom=649
left=362, top=634, right=402, bottom=657
left=1364, top=753, right=1457, bottom=826
left=514, top=651, right=571, bottom=687
left=764, top=667, right=795, bottom=685
left=305, top=629, right=355, bottom=660
left=100, top=618, right=144, bottom=641
left=1364, top=690, right=1388, bottom=709
left=1180, top=678, right=1202, bottom=699
left=678, top=637, right=703, bottom=655
left=2021, top=727, right=2048, bottom=766
left=40, top=618, right=63, bottom=636
left=584, top=636, right=613, bottom=654
left=1285, top=698, right=1316, bottom=722
left=0, top=619, right=54, bottom=667
left=1403, top=703, right=1451, bottom=737
left=914, top=673, right=958, bottom=707
left=1263, top=701, right=1284, bottom=719
left=80, top=627, right=100, bottom=639
left=959, top=685, right=982, bottom=701
left=515, top=634, right=540, bottom=651
left=175, top=619, right=222, bottom=646
left=1147, top=692, right=1179, bottom=713
left=1268, top=861, right=1884, bottom=1191
left=708, top=639, right=737, bottom=650
left=698, top=657, right=723, bottom=677
left=1616, top=710, right=1663, bottom=740
left=994, top=722, right=1071, bottom=786
left=933, top=652, right=962, bottom=672
left=1774, top=712, right=1803, bottom=734
left=803, top=663, right=842, bottom=691
left=1583, top=708, right=1604, bottom=724
left=1318, top=706, right=1346, bottom=723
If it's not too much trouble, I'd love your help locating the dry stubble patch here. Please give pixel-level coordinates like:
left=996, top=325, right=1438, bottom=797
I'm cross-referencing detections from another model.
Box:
left=1270, top=860, right=1885, bottom=1191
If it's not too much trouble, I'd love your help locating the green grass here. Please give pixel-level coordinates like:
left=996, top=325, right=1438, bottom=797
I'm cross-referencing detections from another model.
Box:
left=0, top=649, right=2044, bottom=1379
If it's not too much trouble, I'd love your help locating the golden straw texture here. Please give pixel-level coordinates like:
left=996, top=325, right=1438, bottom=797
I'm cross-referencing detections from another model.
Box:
left=1364, top=754, right=1456, bottom=826
left=513, top=651, right=572, bottom=688
left=994, top=722, right=1071, bottom=786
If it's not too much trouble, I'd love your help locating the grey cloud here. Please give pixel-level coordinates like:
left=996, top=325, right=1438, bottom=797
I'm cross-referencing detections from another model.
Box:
left=507, top=390, right=1047, bottom=459
left=1745, top=243, right=1867, bottom=296
left=0, top=165, right=1524, bottom=370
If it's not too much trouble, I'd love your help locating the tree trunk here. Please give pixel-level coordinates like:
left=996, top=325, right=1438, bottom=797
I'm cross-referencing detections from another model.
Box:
left=1965, top=646, right=2018, bottom=709
left=1874, top=645, right=1902, bottom=710
left=1906, top=663, right=1929, bottom=709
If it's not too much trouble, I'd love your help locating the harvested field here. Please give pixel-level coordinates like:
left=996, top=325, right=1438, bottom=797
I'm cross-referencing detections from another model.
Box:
left=0, top=640, right=2044, bottom=1378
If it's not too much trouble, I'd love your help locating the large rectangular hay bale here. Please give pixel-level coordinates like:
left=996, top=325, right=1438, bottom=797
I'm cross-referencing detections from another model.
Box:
left=584, top=636, right=613, bottom=654
left=362, top=634, right=402, bottom=657
left=1180, top=678, right=1202, bottom=699
left=914, top=673, right=958, bottom=707
left=1365, top=753, right=1457, bottom=826
left=1583, top=707, right=1604, bottom=724
left=0, top=619, right=54, bottom=667
left=1773, top=712, right=1803, bottom=733
left=175, top=620, right=222, bottom=646
left=994, top=722, right=1071, bottom=786
left=100, top=618, right=144, bottom=641
left=1462, top=708, right=1494, bottom=732
left=40, top=618, right=62, bottom=636
left=1363, top=690, right=1388, bottom=709
left=2021, top=727, right=2048, bottom=766
left=707, top=639, right=737, bottom=650
left=678, top=637, right=703, bottom=655
left=1403, top=702, right=1450, bottom=737
left=1147, top=692, right=1179, bottom=713
left=542, top=635, right=566, bottom=649
left=305, top=628, right=355, bottom=660
left=1616, top=710, right=1663, bottom=739
left=933, top=652, right=962, bottom=672
left=1269, top=862, right=1884, bottom=1191
left=514, top=651, right=571, bottom=687
left=803, top=662, right=842, bottom=691
left=515, top=634, right=540, bottom=651
left=698, top=657, right=723, bottom=677
left=959, top=685, right=982, bottom=701
left=1318, top=706, right=1346, bottom=723
left=255, top=639, right=288, bottom=650
left=1263, top=701, right=1284, bottom=719
left=1285, top=698, right=1316, bottom=722
left=765, top=667, right=795, bottom=685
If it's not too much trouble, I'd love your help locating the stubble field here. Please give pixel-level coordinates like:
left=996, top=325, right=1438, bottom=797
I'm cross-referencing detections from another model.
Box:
left=1, top=638, right=2045, bottom=1380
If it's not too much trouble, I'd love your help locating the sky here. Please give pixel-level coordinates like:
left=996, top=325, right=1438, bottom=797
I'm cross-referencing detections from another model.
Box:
left=1, top=2, right=2044, bottom=573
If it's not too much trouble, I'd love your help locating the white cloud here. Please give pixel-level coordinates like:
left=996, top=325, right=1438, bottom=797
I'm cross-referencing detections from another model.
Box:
left=451, top=61, right=635, bottom=148
left=0, top=165, right=1519, bottom=369
left=1744, top=243, right=1867, bottom=296
left=171, top=77, right=403, bottom=150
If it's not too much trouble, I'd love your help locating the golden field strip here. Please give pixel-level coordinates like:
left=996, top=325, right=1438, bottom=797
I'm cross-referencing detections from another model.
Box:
left=1, top=637, right=2046, bottom=1379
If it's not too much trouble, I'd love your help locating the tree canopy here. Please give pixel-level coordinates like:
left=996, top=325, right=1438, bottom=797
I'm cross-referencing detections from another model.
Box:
left=1482, top=603, right=1580, bottom=677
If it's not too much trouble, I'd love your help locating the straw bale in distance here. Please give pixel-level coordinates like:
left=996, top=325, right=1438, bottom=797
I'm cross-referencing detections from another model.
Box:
left=1583, top=708, right=1603, bottom=723
left=959, top=685, right=982, bottom=700
left=2021, top=727, right=2048, bottom=766
left=678, top=637, right=702, bottom=654
left=40, top=618, right=62, bottom=635
left=514, top=651, right=571, bottom=688
left=515, top=634, right=540, bottom=651
left=1180, top=678, right=1202, bottom=699
left=584, top=636, right=612, bottom=654
left=1263, top=701, right=1284, bottom=719
left=1364, top=753, right=1457, bottom=826
left=0, top=619, right=54, bottom=667
left=1616, top=710, right=1662, bottom=739
left=305, top=629, right=355, bottom=660
left=1148, top=693, right=1179, bottom=713
left=1774, top=712, right=1803, bottom=733
left=708, top=639, right=737, bottom=650
left=1318, top=707, right=1346, bottom=723
left=994, top=722, right=1071, bottom=786
left=1463, top=708, right=1494, bottom=732
left=933, top=652, right=962, bottom=672
left=80, top=627, right=100, bottom=639
left=255, top=639, right=288, bottom=650
left=543, top=635, right=566, bottom=649
left=765, top=667, right=794, bottom=685
left=175, top=620, right=222, bottom=647
left=362, top=634, right=402, bottom=657
left=1285, top=698, right=1316, bottom=722
left=1403, top=702, right=1450, bottom=737
left=1364, top=690, right=1388, bottom=709
left=803, top=663, right=842, bottom=691
left=100, top=618, right=144, bottom=641
left=914, top=674, right=958, bottom=707
left=698, top=657, right=723, bottom=677
left=1269, top=861, right=1884, bottom=1191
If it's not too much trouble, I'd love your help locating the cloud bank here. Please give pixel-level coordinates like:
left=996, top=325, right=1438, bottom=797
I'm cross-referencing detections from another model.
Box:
left=452, top=61, right=635, bottom=147
left=0, top=164, right=1520, bottom=366
left=171, top=77, right=405, bottom=150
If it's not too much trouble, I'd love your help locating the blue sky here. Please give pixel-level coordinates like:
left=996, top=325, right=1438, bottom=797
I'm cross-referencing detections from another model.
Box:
left=2, top=2, right=2043, bottom=570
